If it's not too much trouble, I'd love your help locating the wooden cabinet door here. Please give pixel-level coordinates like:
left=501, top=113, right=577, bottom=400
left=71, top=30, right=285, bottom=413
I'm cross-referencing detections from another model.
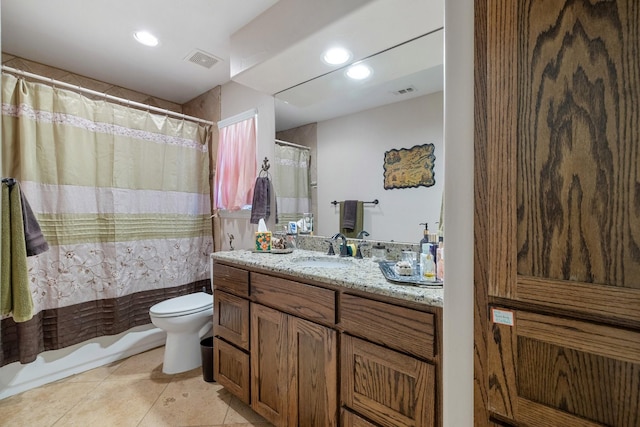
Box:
left=341, top=335, right=435, bottom=427
left=476, top=1, right=640, bottom=425
left=251, top=303, right=288, bottom=427
left=214, top=337, right=250, bottom=404
left=288, top=316, right=338, bottom=427
left=214, top=290, right=249, bottom=350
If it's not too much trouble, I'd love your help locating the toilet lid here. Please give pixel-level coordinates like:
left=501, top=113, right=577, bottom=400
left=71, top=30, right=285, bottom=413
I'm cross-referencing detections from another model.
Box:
left=150, top=292, right=213, bottom=317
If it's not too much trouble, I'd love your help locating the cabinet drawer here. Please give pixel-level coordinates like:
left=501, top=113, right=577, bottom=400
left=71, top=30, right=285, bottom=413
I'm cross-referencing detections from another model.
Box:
left=251, top=272, right=336, bottom=325
left=340, top=294, right=435, bottom=359
left=213, top=263, right=249, bottom=297
left=214, top=290, right=249, bottom=351
left=341, top=335, right=435, bottom=427
left=214, top=337, right=250, bottom=405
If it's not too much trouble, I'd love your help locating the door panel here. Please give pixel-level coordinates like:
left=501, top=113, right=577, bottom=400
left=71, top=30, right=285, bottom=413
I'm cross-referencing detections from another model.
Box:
left=251, top=303, right=288, bottom=426
left=489, top=308, right=640, bottom=425
left=288, top=316, right=338, bottom=427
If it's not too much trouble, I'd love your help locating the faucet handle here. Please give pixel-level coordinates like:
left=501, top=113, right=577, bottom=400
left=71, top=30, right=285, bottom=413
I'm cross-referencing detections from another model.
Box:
left=355, top=241, right=370, bottom=259
left=324, top=239, right=336, bottom=256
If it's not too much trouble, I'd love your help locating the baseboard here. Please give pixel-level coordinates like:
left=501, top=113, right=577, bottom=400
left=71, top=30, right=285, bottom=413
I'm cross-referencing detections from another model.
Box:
left=0, top=324, right=166, bottom=400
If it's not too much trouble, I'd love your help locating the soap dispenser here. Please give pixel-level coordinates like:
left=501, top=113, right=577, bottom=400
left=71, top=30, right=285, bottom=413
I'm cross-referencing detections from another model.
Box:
left=419, top=223, right=430, bottom=250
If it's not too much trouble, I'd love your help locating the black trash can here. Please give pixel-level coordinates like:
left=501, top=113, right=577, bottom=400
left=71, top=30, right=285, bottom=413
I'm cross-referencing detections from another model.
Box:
left=200, top=337, right=214, bottom=382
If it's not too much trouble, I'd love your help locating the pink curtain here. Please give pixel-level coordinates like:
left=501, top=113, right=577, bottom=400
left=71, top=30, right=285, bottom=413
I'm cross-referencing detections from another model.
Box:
left=214, top=117, right=257, bottom=210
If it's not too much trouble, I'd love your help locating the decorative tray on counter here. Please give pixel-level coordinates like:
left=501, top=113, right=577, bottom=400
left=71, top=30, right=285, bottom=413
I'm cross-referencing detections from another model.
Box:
left=251, top=248, right=294, bottom=254
left=378, top=261, right=443, bottom=287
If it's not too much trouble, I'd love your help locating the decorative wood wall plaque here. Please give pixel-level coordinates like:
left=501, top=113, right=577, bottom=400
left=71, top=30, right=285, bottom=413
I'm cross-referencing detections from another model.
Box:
left=383, top=143, right=435, bottom=189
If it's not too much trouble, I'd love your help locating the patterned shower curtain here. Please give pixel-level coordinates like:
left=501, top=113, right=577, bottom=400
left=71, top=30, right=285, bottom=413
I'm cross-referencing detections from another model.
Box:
left=274, top=143, right=311, bottom=224
left=0, top=73, right=213, bottom=366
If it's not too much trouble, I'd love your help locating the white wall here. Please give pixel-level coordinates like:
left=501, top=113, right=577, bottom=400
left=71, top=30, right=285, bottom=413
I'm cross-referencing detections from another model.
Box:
left=443, top=0, right=474, bottom=425
left=218, top=81, right=276, bottom=251
left=317, top=92, right=443, bottom=243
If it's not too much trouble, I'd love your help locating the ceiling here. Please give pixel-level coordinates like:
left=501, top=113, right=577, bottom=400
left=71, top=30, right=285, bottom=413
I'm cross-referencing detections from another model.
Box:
left=1, top=0, right=279, bottom=103
left=1, top=0, right=443, bottom=130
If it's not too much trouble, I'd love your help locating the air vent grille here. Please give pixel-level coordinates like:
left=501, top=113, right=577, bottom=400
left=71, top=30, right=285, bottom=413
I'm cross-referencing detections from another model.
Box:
left=184, top=49, right=220, bottom=69
left=391, top=86, right=417, bottom=96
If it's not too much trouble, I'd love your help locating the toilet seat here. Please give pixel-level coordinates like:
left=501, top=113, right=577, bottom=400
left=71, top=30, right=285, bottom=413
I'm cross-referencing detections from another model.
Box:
left=150, top=292, right=213, bottom=318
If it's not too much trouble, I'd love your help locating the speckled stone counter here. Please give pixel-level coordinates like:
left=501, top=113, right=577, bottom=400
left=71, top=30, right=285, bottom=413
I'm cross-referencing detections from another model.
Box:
left=210, top=249, right=443, bottom=308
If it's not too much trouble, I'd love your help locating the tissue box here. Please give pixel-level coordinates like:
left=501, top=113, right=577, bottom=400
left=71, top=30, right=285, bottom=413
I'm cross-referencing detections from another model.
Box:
left=255, top=232, right=272, bottom=252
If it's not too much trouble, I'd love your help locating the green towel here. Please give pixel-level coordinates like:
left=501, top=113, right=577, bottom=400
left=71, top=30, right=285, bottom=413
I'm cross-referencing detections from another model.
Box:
left=1, top=182, right=34, bottom=322
left=339, top=201, right=364, bottom=238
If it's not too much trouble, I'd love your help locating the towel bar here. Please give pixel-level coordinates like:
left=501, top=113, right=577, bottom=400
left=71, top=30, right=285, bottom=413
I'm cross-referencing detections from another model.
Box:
left=331, top=199, right=378, bottom=206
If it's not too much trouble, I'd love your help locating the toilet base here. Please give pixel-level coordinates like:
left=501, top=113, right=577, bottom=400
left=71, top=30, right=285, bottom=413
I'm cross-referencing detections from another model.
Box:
left=161, top=324, right=212, bottom=374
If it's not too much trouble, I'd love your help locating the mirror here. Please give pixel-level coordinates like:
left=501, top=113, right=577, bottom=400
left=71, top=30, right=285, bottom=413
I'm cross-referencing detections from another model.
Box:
left=274, top=30, right=444, bottom=244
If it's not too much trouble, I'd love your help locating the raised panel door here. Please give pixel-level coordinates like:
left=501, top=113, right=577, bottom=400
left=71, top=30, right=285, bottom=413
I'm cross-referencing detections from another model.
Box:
left=477, top=1, right=640, bottom=425
left=251, top=303, right=288, bottom=427
left=288, top=315, right=338, bottom=427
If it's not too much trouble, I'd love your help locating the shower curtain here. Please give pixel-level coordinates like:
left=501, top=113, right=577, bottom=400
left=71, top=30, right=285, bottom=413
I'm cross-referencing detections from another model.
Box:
left=274, top=143, right=311, bottom=224
left=0, top=73, right=213, bottom=366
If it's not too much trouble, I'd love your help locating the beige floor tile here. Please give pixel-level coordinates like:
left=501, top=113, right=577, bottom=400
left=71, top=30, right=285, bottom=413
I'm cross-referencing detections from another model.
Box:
left=64, top=359, right=125, bottom=383
left=138, top=376, right=232, bottom=427
left=223, top=396, right=272, bottom=426
left=52, top=378, right=169, bottom=427
left=0, top=380, right=99, bottom=427
left=107, top=346, right=172, bottom=381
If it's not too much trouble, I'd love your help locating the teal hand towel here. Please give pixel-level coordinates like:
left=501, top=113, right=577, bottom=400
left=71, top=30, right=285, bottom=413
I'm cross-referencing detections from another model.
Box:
left=1, top=182, right=34, bottom=322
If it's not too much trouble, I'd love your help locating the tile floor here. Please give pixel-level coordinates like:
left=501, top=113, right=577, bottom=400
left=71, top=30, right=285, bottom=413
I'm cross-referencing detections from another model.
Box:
left=0, top=346, right=273, bottom=427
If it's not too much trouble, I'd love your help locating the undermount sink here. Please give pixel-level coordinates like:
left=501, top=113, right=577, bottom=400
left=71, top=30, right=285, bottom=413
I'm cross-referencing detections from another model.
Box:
left=291, top=256, right=352, bottom=268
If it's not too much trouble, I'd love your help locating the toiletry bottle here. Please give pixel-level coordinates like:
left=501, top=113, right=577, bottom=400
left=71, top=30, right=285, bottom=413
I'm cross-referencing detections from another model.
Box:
left=419, top=223, right=430, bottom=247
left=422, top=252, right=436, bottom=282
left=436, top=236, right=444, bottom=281
left=420, top=243, right=431, bottom=277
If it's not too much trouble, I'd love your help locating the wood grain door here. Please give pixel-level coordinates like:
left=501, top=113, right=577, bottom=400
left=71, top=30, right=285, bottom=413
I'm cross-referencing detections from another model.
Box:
left=251, top=303, right=288, bottom=427
left=475, top=1, right=640, bottom=425
left=287, top=316, right=338, bottom=427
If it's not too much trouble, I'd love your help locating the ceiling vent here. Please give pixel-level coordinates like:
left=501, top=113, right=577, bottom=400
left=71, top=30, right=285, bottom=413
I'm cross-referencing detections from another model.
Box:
left=184, top=49, right=220, bottom=69
left=391, top=86, right=417, bottom=96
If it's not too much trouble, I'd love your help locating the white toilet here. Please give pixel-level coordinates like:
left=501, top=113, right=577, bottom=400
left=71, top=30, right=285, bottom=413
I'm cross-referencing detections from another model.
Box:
left=149, top=292, right=214, bottom=374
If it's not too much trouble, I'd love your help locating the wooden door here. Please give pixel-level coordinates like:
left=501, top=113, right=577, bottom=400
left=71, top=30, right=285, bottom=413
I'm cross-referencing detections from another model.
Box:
left=475, top=1, right=640, bottom=425
left=287, top=315, right=338, bottom=427
left=251, top=303, right=288, bottom=426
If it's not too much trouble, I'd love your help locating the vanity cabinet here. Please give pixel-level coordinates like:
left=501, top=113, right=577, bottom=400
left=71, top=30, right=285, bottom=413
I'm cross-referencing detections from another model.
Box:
left=251, top=272, right=338, bottom=427
left=251, top=302, right=338, bottom=427
left=340, top=294, right=438, bottom=427
left=211, top=259, right=442, bottom=427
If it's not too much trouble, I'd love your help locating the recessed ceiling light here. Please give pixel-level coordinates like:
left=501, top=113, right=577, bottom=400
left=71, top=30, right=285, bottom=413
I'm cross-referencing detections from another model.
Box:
left=346, top=64, right=372, bottom=80
left=322, top=47, right=351, bottom=65
left=134, top=31, right=159, bottom=47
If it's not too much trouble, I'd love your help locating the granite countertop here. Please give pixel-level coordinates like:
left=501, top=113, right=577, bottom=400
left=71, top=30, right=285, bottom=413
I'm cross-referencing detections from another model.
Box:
left=210, top=249, right=443, bottom=308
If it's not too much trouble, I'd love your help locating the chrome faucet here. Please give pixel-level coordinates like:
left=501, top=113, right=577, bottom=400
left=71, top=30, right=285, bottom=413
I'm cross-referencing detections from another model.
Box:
left=356, top=230, right=370, bottom=239
left=331, top=233, right=349, bottom=257
left=355, top=230, right=370, bottom=259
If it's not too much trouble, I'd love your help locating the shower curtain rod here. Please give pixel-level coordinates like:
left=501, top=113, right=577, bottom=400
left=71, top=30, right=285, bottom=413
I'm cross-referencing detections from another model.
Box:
left=1, top=65, right=215, bottom=126
left=275, top=139, right=310, bottom=150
